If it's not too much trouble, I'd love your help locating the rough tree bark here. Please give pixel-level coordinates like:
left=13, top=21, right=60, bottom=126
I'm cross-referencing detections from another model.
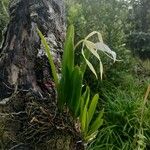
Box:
left=0, top=0, right=83, bottom=149
left=0, top=0, right=65, bottom=98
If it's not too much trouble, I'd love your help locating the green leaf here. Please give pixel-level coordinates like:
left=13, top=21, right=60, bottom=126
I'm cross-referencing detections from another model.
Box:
left=85, top=110, right=89, bottom=136
left=80, top=86, right=90, bottom=130
left=80, top=87, right=90, bottom=121
left=57, top=78, right=65, bottom=108
left=80, top=96, right=84, bottom=120
left=70, top=66, right=83, bottom=116
left=57, top=25, right=75, bottom=108
left=87, top=94, right=99, bottom=126
left=83, top=86, right=90, bottom=109
left=88, top=109, right=104, bottom=136
left=62, top=25, right=75, bottom=74
left=81, top=106, right=87, bottom=133
left=58, top=67, right=72, bottom=108
left=36, top=28, right=59, bottom=87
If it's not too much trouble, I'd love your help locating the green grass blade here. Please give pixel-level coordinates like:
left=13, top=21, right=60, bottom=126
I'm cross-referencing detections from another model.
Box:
left=36, top=28, right=59, bottom=87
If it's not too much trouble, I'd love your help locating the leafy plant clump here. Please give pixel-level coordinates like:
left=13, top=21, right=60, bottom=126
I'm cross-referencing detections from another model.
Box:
left=37, top=25, right=116, bottom=143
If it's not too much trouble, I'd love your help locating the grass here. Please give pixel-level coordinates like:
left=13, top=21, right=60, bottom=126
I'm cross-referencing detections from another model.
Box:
left=87, top=72, right=150, bottom=150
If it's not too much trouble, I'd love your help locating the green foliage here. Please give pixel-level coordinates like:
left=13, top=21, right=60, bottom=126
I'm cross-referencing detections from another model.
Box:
left=37, top=28, right=59, bottom=88
left=127, top=32, right=150, bottom=59
left=88, top=81, right=150, bottom=150
left=127, top=0, right=150, bottom=59
left=58, top=25, right=116, bottom=118
left=66, top=0, right=128, bottom=49
left=37, top=25, right=83, bottom=115
left=36, top=26, right=97, bottom=141
left=64, top=0, right=150, bottom=149
left=37, top=25, right=117, bottom=142
left=66, top=0, right=131, bottom=96
left=0, top=0, right=150, bottom=149
left=62, top=25, right=75, bottom=74
left=56, top=26, right=82, bottom=116
left=70, top=66, right=83, bottom=115
left=80, top=87, right=104, bottom=142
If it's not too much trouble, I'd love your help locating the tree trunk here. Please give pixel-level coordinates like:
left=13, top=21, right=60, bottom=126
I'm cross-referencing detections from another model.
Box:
left=0, top=0, right=83, bottom=149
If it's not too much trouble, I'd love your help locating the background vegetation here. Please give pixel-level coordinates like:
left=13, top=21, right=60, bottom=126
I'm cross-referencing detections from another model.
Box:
left=66, top=0, right=150, bottom=149
left=0, top=0, right=150, bottom=149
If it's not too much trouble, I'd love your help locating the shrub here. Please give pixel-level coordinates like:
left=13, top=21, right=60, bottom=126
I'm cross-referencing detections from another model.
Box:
left=127, top=32, right=150, bottom=59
